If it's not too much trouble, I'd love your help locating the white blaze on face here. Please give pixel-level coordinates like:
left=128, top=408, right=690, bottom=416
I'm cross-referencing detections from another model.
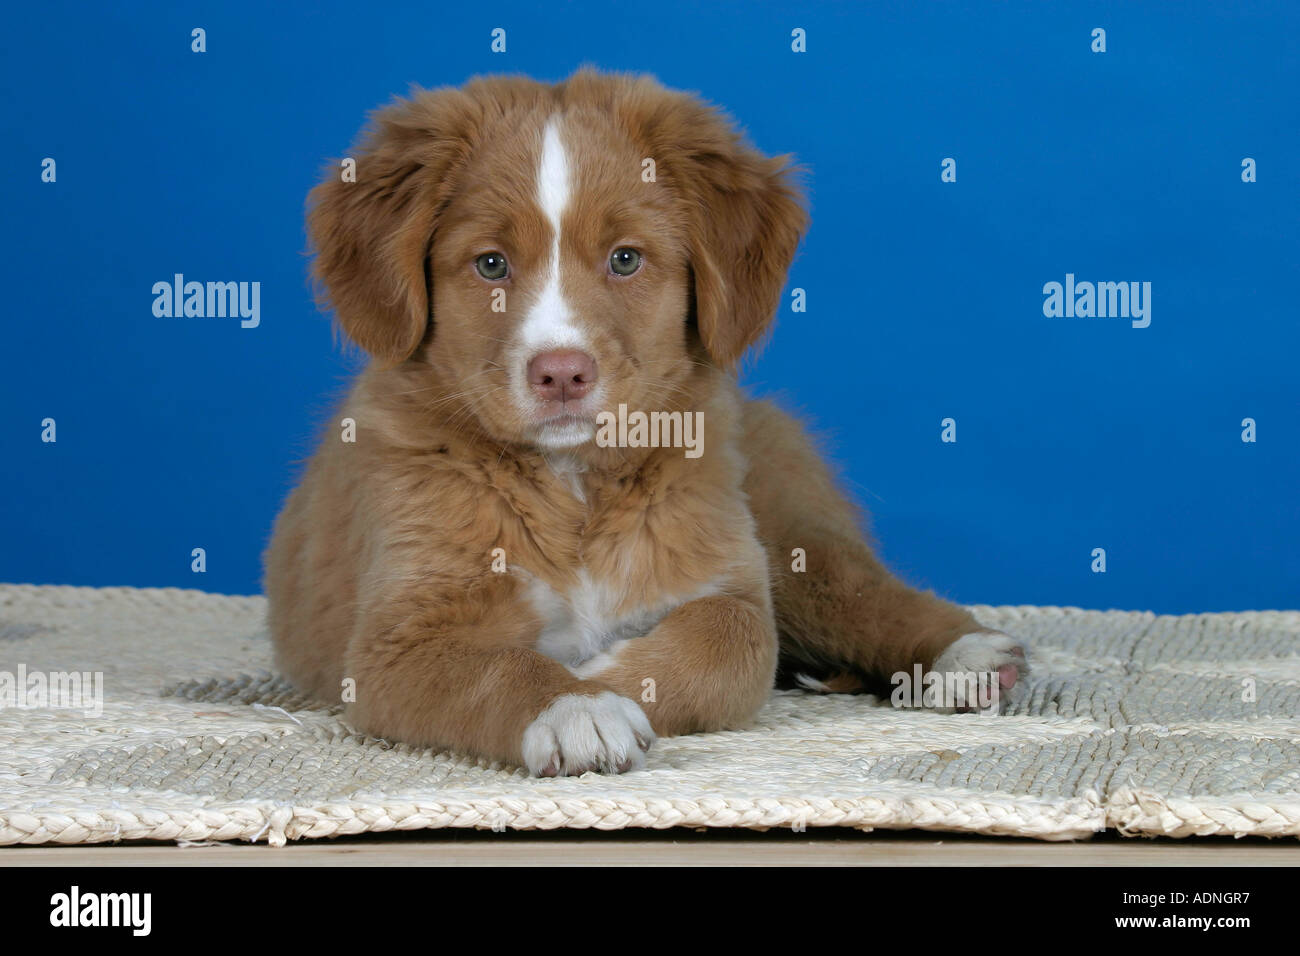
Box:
left=515, top=116, right=598, bottom=448
left=527, top=119, right=577, bottom=349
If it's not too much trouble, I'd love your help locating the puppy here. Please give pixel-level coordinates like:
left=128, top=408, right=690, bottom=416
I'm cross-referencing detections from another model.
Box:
left=265, top=68, right=1026, bottom=776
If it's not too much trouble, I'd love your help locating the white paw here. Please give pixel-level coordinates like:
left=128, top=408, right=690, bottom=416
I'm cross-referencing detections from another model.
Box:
left=934, top=631, right=1028, bottom=686
left=931, top=631, right=1028, bottom=707
left=522, top=691, right=655, bottom=777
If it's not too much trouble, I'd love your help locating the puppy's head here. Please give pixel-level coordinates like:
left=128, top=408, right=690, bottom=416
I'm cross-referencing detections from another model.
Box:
left=308, top=68, right=807, bottom=452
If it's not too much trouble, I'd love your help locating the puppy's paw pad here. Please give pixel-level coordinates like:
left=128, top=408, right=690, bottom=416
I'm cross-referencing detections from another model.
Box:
left=522, top=691, right=655, bottom=777
left=934, top=632, right=1028, bottom=681
left=931, top=631, right=1029, bottom=706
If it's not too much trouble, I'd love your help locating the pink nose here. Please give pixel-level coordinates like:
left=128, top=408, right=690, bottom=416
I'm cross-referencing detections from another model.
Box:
left=527, top=349, right=598, bottom=403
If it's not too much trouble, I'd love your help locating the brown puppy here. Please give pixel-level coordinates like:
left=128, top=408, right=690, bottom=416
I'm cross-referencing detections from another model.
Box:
left=265, top=68, right=1026, bottom=776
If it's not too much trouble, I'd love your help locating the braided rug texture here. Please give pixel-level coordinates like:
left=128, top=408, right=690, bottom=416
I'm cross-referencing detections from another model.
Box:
left=1, top=584, right=1297, bottom=846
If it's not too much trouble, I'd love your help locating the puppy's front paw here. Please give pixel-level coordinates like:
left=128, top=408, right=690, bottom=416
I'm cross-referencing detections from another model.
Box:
left=931, top=631, right=1029, bottom=708
left=522, top=691, right=655, bottom=777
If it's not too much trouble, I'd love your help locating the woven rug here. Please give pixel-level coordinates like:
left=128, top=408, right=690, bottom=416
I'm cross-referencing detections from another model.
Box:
left=1, top=584, right=1297, bottom=846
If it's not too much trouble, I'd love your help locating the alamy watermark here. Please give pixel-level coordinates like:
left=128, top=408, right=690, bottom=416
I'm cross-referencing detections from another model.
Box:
left=0, top=664, right=104, bottom=718
left=1043, top=273, right=1151, bottom=328
left=152, top=274, right=260, bottom=328
left=891, top=664, right=1001, bottom=715
left=595, top=403, right=704, bottom=459
left=50, top=886, right=151, bottom=936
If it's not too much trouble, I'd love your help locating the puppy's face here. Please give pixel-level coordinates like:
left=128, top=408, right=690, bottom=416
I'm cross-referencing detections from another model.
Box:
left=307, top=70, right=807, bottom=454
left=427, top=112, right=691, bottom=450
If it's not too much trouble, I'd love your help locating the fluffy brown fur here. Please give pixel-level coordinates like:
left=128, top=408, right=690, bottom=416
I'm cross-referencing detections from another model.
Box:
left=266, top=68, right=1024, bottom=775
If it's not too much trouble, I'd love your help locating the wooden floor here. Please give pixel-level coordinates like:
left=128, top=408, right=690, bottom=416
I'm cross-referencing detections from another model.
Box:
left=6, top=828, right=1299, bottom=866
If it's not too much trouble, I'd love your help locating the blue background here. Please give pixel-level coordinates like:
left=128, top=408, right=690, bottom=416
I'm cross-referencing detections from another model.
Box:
left=2, top=1, right=1296, bottom=612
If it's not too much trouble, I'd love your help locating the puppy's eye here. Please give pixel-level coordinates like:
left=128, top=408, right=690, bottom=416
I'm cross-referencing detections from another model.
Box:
left=475, top=252, right=509, bottom=281
left=609, top=247, right=642, bottom=277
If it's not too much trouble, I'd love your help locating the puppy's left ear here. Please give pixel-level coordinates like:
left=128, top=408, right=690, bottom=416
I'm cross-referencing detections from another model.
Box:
left=651, top=93, right=808, bottom=367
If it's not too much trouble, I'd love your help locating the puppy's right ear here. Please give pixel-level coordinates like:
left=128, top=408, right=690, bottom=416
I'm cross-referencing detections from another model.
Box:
left=307, top=88, right=476, bottom=366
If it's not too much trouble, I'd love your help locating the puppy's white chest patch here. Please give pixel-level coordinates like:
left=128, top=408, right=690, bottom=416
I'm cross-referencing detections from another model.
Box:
left=524, top=571, right=718, bottom=670
left=526, top=571, right=663, bottom=668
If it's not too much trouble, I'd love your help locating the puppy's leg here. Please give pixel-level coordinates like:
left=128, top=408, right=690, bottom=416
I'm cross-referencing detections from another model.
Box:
left=741, top=400, right=1025, bottom=695
left=343, top=583, right=655, bottom=776
left=572, top=586, right=778, bottom=737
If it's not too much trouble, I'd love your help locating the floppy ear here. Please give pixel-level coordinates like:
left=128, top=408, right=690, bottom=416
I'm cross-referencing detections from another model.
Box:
left=307, top=88, right=478, bottom=366
left=649, top=92, right=808, bottom=367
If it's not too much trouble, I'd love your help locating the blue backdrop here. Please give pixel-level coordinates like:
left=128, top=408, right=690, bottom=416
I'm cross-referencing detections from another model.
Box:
left=3, top=1, right=1296, bottom=612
